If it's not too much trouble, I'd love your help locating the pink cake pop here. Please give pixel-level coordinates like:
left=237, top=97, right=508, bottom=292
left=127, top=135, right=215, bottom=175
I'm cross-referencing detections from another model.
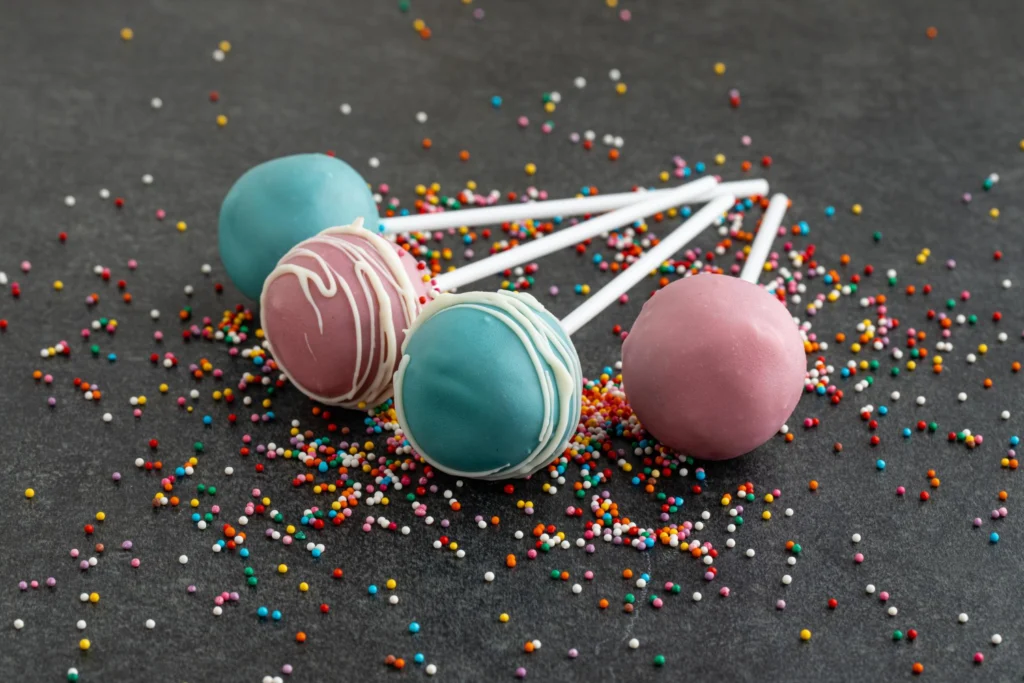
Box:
left=621, top=194, right=804, bottom=460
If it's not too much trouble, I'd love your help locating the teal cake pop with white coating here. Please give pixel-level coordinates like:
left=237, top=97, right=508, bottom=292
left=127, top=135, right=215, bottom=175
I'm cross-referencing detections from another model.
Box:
left=394, top=290, right=582, bottom=480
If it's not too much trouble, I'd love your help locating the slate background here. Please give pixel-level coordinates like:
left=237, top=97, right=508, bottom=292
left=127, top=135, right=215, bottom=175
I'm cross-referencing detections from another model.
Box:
left=2, top=1, right=1024, bottom=681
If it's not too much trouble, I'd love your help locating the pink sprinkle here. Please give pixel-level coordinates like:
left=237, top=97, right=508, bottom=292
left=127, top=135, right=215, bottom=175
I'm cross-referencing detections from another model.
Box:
left=999, top=507, right=1008, bottom=517
left=127, top=259, right=138, bottom=270
left=703, top=571, right=715, bottom=581
left=896, top=486, right=906, bottom=496
left=517, top=116, right=529, bottom=128
left=584, top=571, right=594, bottom=581
left=854, top=553, right=864, bottom=564
left=70, top=549, right=80, bottom=558
left=153, top=331, right=163, bottom=341
left=719, top=586, right=730, bottom=597
left=549, top=286, right=559, bottom=296
left=974, top=652, right=984, bottom=664
left=20, top=261, right=31, bottom=272
left=619, top=9, right=631, bottom=20
left=973, top=517, right=983, bottom=527
left=741, top=135, right=752, bottom=146
left=526, top=549, right=538, bottom=559
left=879, top=591, right=889, bottom=602
left=992, top=510, right=1001, bottom=520
left=776, top=600, right=786, bottom=610
left=131, top=558, right=140, bottom=568
left=187, top=585, right=197, bottom=593
left=962, top=193, right=972, bottom=203
left=651, top=598, right=663, bottom=608
left=155, top=209, right=166, bottom=220
left=282, top=664, right=293, bottom=675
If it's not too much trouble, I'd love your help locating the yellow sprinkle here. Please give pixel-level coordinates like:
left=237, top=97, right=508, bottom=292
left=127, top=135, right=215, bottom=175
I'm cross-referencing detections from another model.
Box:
left=921, top=248, right=931, bottom=256
left=138, top=396, right=147, bottom=406
left=24, top=488, right=35, bottom=499
left=176, top=221, right=187, bottom=232
left=615, top=83, right=627, bottom=95
left=851, top=204, right=863, bottom=215
left=299, top=582, right=309, bottom=593
left=466, top=180, right=477, bottom=190
left=95, top=511, right=106, bottom=522
left=659, top=171, right=670, bottom=182
left=916, top=254, right=927, bottom=264
left=120, top=27, right=134, bottom=41
left=544, top=102, right=556, bottom=113
left=499, top=613, right=510, bottom=623
left=524, top=163, right=537, bottom=176
left=979, top=344, right=988, bottom=354
left=386, top=579, right=397, bottom=590
left=278, top=564, right=288, bottom=574
left=79, top=639, right=91, bottom=651
left=190, top=499, right=200, bottom=508
left=764, top=494, right=774, bottom=503
left=53, top=281, right=64, bottom=291
left=850, top=343, right=862, bottom=353
left=762, top=511, right=772, bottom=520
left=219, top=40, right=232, bottom=52
left=713, top=62, right=726, bottom=75
left=800, top=629, right=812, bottom=641
left=990, top=208, right=1000, bottom=219
left=216, top=115, right=228, bottom=127
left=413, top=19, right=426, bottom=31
left=89, top=592, right=100, bottom=603
left=906, top=360, right=917, bottom=371
left=714, top=154, right=726, bottom=165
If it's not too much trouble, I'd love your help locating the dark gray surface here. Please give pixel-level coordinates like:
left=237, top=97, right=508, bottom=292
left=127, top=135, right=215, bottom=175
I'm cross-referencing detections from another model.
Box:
left=3, top=1, right=1024, bottom=681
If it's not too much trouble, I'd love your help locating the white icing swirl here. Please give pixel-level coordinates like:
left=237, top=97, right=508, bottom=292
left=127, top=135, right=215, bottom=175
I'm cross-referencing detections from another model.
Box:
left=394, top=290, right=582, bottom=480
left=260, top=219, right=424, bottom=410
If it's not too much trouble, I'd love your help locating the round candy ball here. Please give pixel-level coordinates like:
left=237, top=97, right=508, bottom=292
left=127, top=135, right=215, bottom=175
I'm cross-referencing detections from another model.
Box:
left=220, top=154, right=378, bottom=300
left=394, top=291, right=582, bottom=480
left=622, top=273, right=805, bottom=460
left=261, top=220, right=433, bottom=410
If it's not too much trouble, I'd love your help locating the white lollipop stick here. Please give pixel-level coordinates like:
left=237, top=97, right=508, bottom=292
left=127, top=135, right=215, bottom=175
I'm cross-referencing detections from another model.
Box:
left=559, top=194, right=736, bottom=336
left=739, top=193, right=788, bottom=284
left=433, top=176, right=720, bottom=292
left=380, top=178, right=768, bottom=235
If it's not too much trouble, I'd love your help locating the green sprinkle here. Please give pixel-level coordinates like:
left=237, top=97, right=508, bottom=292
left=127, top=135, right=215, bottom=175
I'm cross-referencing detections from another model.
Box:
left=653, top=655, right=666, bottom=667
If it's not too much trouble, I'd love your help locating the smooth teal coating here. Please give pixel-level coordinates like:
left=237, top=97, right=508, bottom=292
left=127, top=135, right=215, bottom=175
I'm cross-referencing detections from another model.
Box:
left=218, top=154, right=378, bottom=299
left=397, top=299, right=581, bottom=477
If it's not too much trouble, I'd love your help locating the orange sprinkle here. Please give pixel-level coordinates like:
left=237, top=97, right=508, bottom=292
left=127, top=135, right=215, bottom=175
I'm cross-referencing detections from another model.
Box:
left=983, top=378, right=993, bottom=389
left=421, top=138, right=432, bottom=149
left=912, top=662, right=924, bottom=675
left=598, top=599, right=609, bottom=609
left=1013, top=362, right=1021, bottom=373
left=524, top=642, right=535, bottom=653
left=459, top=150, right=470, bottom=162
left=622, top=569, right=633, bottom=579
left=506, top=554, right=516, bottom=568
left=608, top=149, right=620, bottom=161
left=295, top=632, right=307, bottom=643
left=809, top=480, right=819, bottom=491
left=999, top=491, right=1008, bottom=501
left=926, top=26, right=938, bottom=39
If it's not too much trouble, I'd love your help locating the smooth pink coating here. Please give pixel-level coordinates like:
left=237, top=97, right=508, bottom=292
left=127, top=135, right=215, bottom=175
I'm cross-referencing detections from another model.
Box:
left=261, top=229, right=432, bottom=409
left=622, top=273, right=805, bottom=460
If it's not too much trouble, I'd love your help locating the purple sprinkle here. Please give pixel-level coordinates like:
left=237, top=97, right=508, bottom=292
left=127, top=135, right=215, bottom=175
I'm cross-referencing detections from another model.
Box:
left=79, top=561, right=90, bottom=570
left=122, top=541, right=133, bottom=550
left=282, top=664, right=293, bottom=674
left=515, top=667, right=527, bottom=678
left=112, top=472, right=121, bottom=482
left=46, top=577, right=56, bottom=587
left=47, top=397, right=56, bottom=406
left=567, top=649, right=578, bottom=659
left=18, top=581, right=27, bottom=591
left=549, top=286, right=559, bottom=296
left=187, top=585, right=197, bottom=594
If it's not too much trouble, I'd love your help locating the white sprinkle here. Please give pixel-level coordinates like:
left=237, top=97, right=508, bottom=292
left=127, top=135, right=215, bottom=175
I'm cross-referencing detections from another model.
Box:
left=389, top=595, right=399, bottom=605
left=178, top=555, right=188, bottom=565
left=213, top=606, right=223, bottom=616
left=635, top=578, right=647, bottom=589
left=782, top=575, right=792, bottom=585
left=692, top=591, right=702, bottom=602
left=550, top=91, right=561, bottom=103
left=369, top=157, right=380, bottom=168
left=13, top=619, right=24, bottom=630
left=150, top=97, right=163, bottom=109
left=1003, top=279, right=1012, bottom=289
left=79, top=593, right=90, bottom=602
left=628, top=638, right=639, bottom=649
left=992, top=634, right=1003, bottom=645
left=99, top=188, right=111, bottom=199
left=416, top=111, right=428, bottom=123
left=608, top=68, right=621, bottom=81
left=426, top=664, right=437, bottom=675
left=184, top=285, right=194, bottom=296
left=145, top=619, right=156, bottom=629
left=574, top=76, right=586, bottom=89
left=745, top=548, right=755, bottom=558
left=212, top=49, right=226, bottom=61
left=958, top=612, right=969, bottom=623
left=967, top=354, right=977, bottom=364
left=224, top=467, right=234, bottom=476
left=916, top=396, right=926, bottom=406
left=891, top=391, right=900, bottom=401
left=572, top=584, right=582, bottom=594
left=340, top=103, right=352, bottom=115
left=852, top=533, right=862, bottom=543
left=1002, top=411, right=1011, bottom=420
left=77, top=620, right=87, bottom=630
left=787, top=557, right=797, bottom=566
left=887, top=606, right=898, bottom=616
left=150, top=309, right=160, bottom=320
left=785, top=508, right=794, bottom=517
left=958, top=392, right=968, bottom=402
left=102, top=413, right=113, bottom=423
left=64, top=195, right=76, bottom=207
left=865, top=584, right=876, bottom=594
left=142, top=174, right=153, bottom=185
left=201, top=263, right=212, bottom=274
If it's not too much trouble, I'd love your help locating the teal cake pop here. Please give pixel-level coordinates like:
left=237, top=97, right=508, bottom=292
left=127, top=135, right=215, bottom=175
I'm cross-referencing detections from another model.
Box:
left=218, top=154, right=378, bottom=299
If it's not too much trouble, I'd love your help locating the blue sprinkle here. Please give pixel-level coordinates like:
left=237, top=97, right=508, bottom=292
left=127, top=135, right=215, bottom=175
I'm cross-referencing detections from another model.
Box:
left=257, top=606, right=268, bottom=618
left=878, top=406, right=888, bottom=416
left=490, top=95, right=502, bottom=108
left=368, top=585, right=378, bottom=595
left=876, top=459, right=886, bottom=470
left=240, top=548, right=250, bottom=558
left=695, top=162, right=706, bottom=173
left=107, top=353, right=117, bottom=362
left=695, top=470, right=706, bottom=481
left=825, top=206, right=836, bottom=217
left=902, top=428, right=912, bottom=438
left=409, top=622, right=421, bottom=633
left=1010, top=436, right=1020, bottom=447
left=312, top=548, right=322, bottom=558
left=271, top=610, right=282, bottom=621
left=990, top=532, right=1000, bottom=543
left=415, top=653, right=425, bottom=664
left=203, top=415, right=213, bottom=425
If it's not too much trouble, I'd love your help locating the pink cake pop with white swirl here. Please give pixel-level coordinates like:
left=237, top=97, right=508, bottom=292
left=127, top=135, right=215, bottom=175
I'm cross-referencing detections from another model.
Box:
left=260, top=219, right=433, bottom=409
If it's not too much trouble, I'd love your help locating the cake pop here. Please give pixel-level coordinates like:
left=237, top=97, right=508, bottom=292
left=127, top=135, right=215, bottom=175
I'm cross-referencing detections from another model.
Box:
left=262, top=178, right=739, bottom=410
left=221, top=152, right=768, bottom=299
left=394, top=195, right=735, bottom=479
left=622, top=194, right=804, bottom=461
